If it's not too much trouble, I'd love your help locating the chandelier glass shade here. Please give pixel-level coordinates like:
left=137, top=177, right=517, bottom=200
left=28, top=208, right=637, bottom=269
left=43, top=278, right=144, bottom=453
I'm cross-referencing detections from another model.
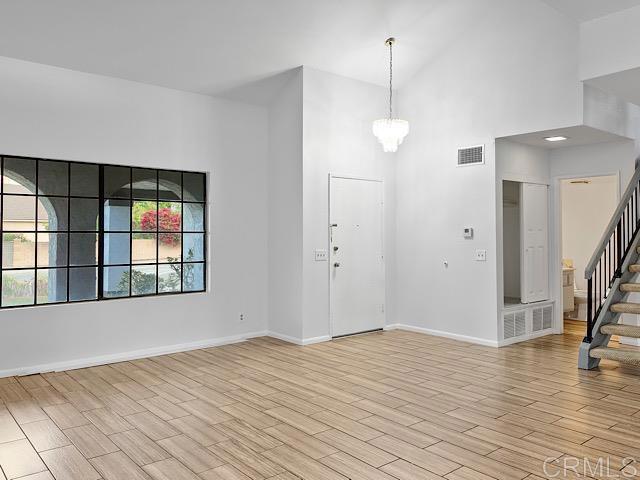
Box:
left=372, top=118, right=410, bottom=153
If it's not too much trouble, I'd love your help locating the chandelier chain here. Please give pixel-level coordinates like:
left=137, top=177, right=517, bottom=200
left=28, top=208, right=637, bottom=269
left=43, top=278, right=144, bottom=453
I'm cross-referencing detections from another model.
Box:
left=389, top=39, right=393, bottom=119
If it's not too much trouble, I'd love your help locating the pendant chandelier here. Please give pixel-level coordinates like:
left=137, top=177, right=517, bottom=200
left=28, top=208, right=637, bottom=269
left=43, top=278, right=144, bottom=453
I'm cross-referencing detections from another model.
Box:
left=373, top=37, right=409, bottom=153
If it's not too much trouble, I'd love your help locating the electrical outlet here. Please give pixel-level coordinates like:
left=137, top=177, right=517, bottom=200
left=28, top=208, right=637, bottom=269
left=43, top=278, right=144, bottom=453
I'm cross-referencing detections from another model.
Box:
left=239, top=313, right=245, bottom=322
left=315, top=249, right=328, bottom=262
left=475, top=249, right=487, bottom=262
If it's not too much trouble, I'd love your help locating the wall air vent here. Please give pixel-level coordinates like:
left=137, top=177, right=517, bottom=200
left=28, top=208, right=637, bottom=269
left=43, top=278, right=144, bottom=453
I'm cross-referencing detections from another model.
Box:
left=515, top=311, right=526, bottom=336
left=532, top=308, right=543, bottom=332
left=458, top=145, right=484, bottom=166
left=543, top=305, right=553, bottom=330
left=532, top=305, right=554, bottom=332
left=504, top=313, right=515, bottom=339
left=504, top=310, right=526, bottom=339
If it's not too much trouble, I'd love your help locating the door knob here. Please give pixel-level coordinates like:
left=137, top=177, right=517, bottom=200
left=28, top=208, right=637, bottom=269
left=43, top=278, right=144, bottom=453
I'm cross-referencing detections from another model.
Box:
left=333, top=246, right=339, bottom=252
left=334, top=262, right=341, bottom=268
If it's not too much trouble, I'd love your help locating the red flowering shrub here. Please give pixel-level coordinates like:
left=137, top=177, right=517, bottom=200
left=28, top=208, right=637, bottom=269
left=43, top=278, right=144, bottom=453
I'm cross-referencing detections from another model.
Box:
left=140, top=208, right=181, bottom=245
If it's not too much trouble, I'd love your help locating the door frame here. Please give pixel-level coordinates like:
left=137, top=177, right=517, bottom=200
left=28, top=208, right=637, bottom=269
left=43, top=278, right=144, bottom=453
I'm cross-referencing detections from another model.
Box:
left=498, top=175, right=550, bottom=310
left=520, top=182, right=550, bottom=304
left=328, top=174, right=385, bottom=338
left=551, top=170, right=621, bottom=335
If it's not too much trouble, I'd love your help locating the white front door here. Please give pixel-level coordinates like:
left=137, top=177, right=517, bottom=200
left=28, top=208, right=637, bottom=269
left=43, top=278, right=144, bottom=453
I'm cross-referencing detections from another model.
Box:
left=521, top=182, right=550, bottom=303
left=329, top=176, right=385, bottom=337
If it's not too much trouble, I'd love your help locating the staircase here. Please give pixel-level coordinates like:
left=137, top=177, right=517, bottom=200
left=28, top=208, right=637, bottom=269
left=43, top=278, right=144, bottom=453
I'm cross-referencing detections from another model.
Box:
left=578, top=163, right=640, bottom=369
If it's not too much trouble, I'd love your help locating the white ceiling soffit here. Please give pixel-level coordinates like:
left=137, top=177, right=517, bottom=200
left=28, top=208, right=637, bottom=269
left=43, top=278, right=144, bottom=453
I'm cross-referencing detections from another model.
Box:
left=586, top=67, right=640, bottom=108
left=500, top=125, right=629, bottom=149
left=0, top=0, right=488, bottom=98
left=538, top=0, right=640, bottom=22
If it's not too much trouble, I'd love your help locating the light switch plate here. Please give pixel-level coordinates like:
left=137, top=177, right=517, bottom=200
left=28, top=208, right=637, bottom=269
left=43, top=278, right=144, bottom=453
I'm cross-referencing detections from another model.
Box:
left=475, top=249, right=487, bottom=261
left=315, top=249, right=328, bottom=262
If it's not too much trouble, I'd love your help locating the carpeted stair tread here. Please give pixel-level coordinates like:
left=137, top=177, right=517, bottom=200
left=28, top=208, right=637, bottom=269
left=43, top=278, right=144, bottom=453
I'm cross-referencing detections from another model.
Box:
left=601, top=324, right=640, bottom=338
left=620, top=283, right=640, bottom=292
left=590, top=347, right=640, bottom=366
left=629, top=264, right=640, bottom=273
left=610, top=303, right=640, bottom=314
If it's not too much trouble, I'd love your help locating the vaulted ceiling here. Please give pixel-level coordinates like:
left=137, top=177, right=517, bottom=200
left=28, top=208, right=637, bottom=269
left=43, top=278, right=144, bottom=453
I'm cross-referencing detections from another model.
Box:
left=0, top=0, right=638, bottom=98
left=539, top=0, right=640, bottom=21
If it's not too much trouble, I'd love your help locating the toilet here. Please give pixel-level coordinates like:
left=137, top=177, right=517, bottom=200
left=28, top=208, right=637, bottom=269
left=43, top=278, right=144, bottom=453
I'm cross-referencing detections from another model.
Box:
left=572, top=289, right=588, bottom=321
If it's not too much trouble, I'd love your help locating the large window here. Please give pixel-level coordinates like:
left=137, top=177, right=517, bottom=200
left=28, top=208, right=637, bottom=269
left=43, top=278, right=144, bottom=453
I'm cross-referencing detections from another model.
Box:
left=0, top=156, right=206, bottom=308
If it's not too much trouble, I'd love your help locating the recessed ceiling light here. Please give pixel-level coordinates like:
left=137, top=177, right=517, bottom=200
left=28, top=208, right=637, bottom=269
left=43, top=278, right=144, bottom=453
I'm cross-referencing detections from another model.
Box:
left=544, top=136, right=568, bottom=142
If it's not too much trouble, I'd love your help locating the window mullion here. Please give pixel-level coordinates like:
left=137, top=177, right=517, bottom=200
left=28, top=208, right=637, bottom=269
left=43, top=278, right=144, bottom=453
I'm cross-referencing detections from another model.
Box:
left=34, top=159, right=39, bottom=305
left=156, top=170, right=159, bottom=295
left=66, top=163, right=71, bottom=302
left=128, top=167, right=132, bottom=298
left=97, top=165, right=104, bottom=300
left=180, top=171, right=184, bottom=293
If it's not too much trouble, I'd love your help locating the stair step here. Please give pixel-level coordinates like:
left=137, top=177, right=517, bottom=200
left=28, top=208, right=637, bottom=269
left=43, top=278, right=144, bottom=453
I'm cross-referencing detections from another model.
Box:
left=620, top=283, right=640, bottom=292
left=601, top=324, right=640, bottom=338
left=610, top=303, right=640, bottom=314
left=629, top=264, right=640, bottom=273
left=590, top=347, right=640, bottom=366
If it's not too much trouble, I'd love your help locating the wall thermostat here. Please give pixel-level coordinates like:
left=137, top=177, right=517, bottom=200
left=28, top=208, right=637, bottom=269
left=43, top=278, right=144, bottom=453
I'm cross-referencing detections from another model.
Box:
left=463, top=227, right=474, bottom=239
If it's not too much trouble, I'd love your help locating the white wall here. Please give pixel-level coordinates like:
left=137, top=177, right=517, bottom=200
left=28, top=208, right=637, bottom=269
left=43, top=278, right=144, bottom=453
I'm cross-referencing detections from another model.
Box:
left=561, top=176, right=618, bottom=290
left=267, top=68, right=304, bottom=341
left=395, top=0, right=579, bottom=344
left=580, top=6, right=640, bottom=80
left=582, top=85, right=640, bottom=140
left=302, top=67, right=394, bottom=341
left=550, top=140, right=636, bottom=187
left=0, top=56, right=269, bottom=375
left=496, top=140, right=551, bottom=183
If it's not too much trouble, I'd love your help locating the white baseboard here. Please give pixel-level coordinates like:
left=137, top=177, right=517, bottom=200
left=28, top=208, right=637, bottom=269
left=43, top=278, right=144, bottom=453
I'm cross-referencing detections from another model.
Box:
left=385, top=323, right=560, bottom=347
left=4, top=322, right=560, bottom=378
left=266, top=331, right=304, bottom=345
left=302, top=335, right=332, bottom=345
left=0, top=330, right=269, bottom=378
left=384, top=323, right=499, bottom=347
left=266, top=331, right=331, bottom=346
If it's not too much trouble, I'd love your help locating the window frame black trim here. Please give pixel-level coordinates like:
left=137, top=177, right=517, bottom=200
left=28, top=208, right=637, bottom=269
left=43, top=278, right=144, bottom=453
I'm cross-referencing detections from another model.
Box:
left=0, top=154, right=207, bottom=310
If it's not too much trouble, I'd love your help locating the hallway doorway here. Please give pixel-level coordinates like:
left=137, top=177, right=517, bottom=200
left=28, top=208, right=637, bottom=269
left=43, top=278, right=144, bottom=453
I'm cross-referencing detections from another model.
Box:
left=560, top=175, right=618, bottom=321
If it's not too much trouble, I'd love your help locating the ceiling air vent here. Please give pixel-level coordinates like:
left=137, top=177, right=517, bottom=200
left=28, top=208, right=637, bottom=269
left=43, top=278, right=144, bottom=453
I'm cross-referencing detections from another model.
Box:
left=458, top=145, right=484, bottom=166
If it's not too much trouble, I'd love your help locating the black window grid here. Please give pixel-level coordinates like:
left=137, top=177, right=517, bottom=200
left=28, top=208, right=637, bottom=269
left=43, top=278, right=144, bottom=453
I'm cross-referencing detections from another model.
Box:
left=0, top=155, right=207, bottom=309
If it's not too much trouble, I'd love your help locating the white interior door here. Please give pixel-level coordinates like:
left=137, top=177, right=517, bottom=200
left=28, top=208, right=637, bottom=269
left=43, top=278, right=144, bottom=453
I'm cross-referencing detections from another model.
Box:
left=521, top=182, right=550, bottom=303
left=330, top=176, right=384, bottom=337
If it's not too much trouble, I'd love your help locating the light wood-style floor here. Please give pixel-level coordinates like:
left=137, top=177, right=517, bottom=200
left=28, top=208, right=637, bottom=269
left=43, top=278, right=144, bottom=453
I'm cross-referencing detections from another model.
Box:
left=1, top=323, right=640, bottom=480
